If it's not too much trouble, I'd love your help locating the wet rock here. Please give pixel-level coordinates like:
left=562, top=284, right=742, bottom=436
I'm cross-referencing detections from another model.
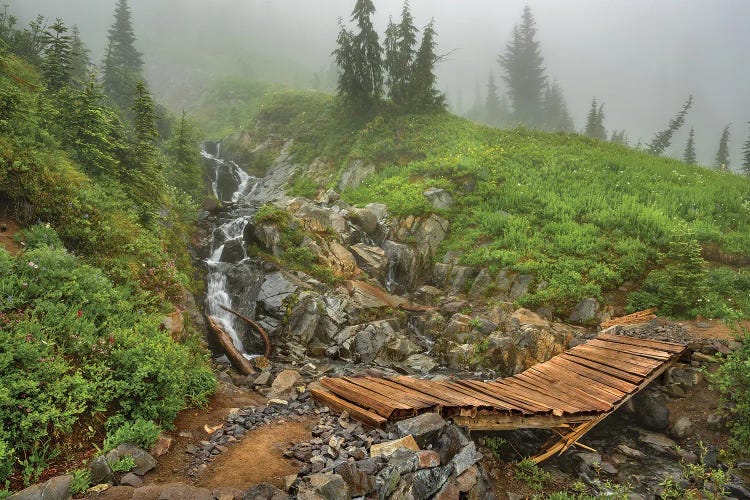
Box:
left=220, top=238, right=246, bottom=263
left=450, top=442, right=481, bottom=476
left=339, top=159, right=376, bottom=191
left=253, top=223, right=282, bottom=256
left=423, top=187, right=453, bottom=210
left=395, top=413, right=447, bottom=448
left=468, top=269, right=494, bottom=300
left=509, top=274, right=533, bottom=300
left=370, top=435, right=420, bottom=458
left=297, top=473, right=350, bottom=500
left=348, top=208, right=379, bottom=235
left=616, top=444, right=645, bottom=459
left=105, top=443, right=157, bottom=476
left=446, top=343, right=475, bottom=370
left=383, top=240, right=418, bottom=292
left=569, top=298, right=600, bottom=324
left=89, top=455, right=116, bottom=486
left=350, top=244, right=388, bottom=281
left=286, top=292, right=322, bottom=344
left=258, top=272, right=299, bottom=316
left=269, top=369, right=302, bottom=399
left=397, top=465, right=453, bottom=499
left=10, top=474, right=72, bottom=500
left=402, top=353, right=438, bottom=374
left=638, top=431, right=677, bottom=456
left=669, top=415, right=695, bottom=440
left=562, top=451, right=602, bottom=475
left=630, top=390, right=670, bottom=431
left=298, top=204, right=349, bottom=240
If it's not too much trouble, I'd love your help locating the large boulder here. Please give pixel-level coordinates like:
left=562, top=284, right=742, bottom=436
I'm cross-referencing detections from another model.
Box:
left=297, top=473, right=350, bottom=500
left=258, top=272, right=299, bottom=317
left=628, top=389, right=670, bottom=431
left=569, top=298, right=600, bottom=324
left=395, top=413, right=448, bottom=448
left=506, top=309, right=573, bottom=369
left=105, top=443, right=157, bottom=476
left=350, top=244, right=388, bottom=282
left=286, top=291, right=322, bottom=344
left=9, top=475, right=72, bottom=500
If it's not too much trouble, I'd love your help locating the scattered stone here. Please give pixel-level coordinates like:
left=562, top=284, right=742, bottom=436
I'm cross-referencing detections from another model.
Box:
left=243, top=483, right=289, bottom=500
left=455, top=465, right=479, bottom=492
left=370, top=435, right=420, bottom=458
left=282, top=474, right=298, bottom=492
left=86, top=483, right=111, bottom=495
left=120, top=472, right=143, bottom=488
left=416, top=450, right=442, bottom=469
left=151, top=434, right=173, bottom=458
left=630, top=390, right=670, bottom=431
left=297, top=473, right=350, bottom=500
left=678, top=449, right=698, bottom=464
left=669, top=415, right=695, bottom=440
left=105, top=443, right=157, bottom=476
left=254, top=371, right=273, bottom=387
left=9, top=474, right=72, bottom=500
left=423, top=187, right=453, bottom=210
left=270, top=370, right=303, bottom=399
left=616, top=444, right=645, bottom=459
left=450, top=442, right=481, bottom=476
left=600, top=462, right=618, bottom=475
left=89, top=455, right=116, bottom=486
left=395, top=413, right=447, bottom=448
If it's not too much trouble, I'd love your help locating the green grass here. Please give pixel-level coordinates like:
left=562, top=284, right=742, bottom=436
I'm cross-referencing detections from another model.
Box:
left=209, top=85, right=750, bottom=319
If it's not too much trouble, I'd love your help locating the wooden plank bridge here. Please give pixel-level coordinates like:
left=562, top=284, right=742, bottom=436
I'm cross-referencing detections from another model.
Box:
left=311, top=332, right=687, bottom=462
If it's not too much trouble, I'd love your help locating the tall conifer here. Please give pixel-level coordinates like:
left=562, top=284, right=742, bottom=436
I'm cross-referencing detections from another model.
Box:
left=683, top=126, right=697, bottom=165
left=102, top=0, right=143, bottom=110
left=714, top=125, right=731, bottom=172
left=408, top=20, right=444, bottom=111
left=349, top=0, right=382, bottom=111
left=647, top=95, right=693, bottom=156
left=41, top=19, right=73, bottom=92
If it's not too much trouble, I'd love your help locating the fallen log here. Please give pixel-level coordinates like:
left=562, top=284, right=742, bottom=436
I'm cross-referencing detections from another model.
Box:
left=599, top=308, right=658, bottom=329
left=207, top=316, right=255, bottom=375
left=219, top=304, right=272, bottom=358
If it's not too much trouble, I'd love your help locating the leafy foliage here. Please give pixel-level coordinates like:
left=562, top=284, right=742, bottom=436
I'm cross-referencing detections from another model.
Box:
left=109, top=455, right=136, bottom=474
left=712, top=328, right=750, bottom=456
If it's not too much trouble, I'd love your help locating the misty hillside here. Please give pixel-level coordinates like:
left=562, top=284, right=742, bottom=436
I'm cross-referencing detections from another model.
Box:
left=3, top=1, right=750, bottom=499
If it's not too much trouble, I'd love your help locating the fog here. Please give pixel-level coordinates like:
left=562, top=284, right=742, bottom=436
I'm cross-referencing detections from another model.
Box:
left=9, top=0, right=750, bottom=166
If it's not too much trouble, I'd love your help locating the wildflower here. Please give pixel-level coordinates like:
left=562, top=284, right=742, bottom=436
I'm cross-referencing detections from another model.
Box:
left=77, top=310, right=83, bottom=318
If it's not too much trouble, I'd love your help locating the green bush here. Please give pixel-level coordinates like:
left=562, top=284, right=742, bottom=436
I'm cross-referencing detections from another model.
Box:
left=109, top=455, right=136, bottom=474
left=69, top=469, right=91, bottom=496
left=712, top=329, right=750, bottom=456
left=103, top=419, right=161, bottom=453
left=0, top=236, right=216, bottom=483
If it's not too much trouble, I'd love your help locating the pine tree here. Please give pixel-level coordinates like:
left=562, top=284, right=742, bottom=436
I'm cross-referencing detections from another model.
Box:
left=683, top=126, right=697, bottom=165
left=41, top=19, right=73, bottom=92
left=102, top=0, right=143, bottom=110
left=383, top=17, right=399, bottom=98
left=498, top=5, right=546, bottom=127
left=542, top=80, right=574, bottom=132
left=714, top=124, right=731, bottom=172
left=333, top=19, right=356, bottom=107
left=408, top=20, right=445, bottom=111
left=742, top=124, right=750, bottom=177
left=349, top=0, right=383, bottom=111
left=387, top=1, right=418, bottom=107
left=610, top=130, right=628, bottom=145
left=69, top=25, right=91, bottom=87
left=127, top=80, right=163, bottom=215
left=647, top=95, right=693, bottom=156
left=584, top=98, right=606, bottom=140
left=484, top=72, right=504, bottom=126
left=166, top=110, right=203, bottom=201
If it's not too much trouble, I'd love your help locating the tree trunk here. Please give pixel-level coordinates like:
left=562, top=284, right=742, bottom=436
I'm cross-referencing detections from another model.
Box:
left=208, top=316, right=255, bottom=375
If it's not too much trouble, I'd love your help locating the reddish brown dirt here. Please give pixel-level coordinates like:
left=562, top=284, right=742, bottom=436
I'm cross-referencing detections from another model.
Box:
left=142, top=383, right=263, bottom=487
left=195, top=419, right=315, bottom=491
left=0, top=216, right=22, bottom=255
left=681, top=319, right=748, bottom=341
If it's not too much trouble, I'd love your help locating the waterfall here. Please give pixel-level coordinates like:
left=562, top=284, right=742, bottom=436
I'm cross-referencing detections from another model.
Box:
left=201, top=143, right=261, bottom=356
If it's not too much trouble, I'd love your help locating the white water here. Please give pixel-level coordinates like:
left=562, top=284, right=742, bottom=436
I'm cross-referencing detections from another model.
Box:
left=202, top=144, right=261, bottom=355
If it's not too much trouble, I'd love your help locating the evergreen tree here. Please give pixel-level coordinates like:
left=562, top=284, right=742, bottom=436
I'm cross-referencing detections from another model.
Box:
left=610, top=130, right=628, bottom=145
left=127, top=81, right=163, bottom=215
left=165, top=110, right=203, bottom=201
left=484, top=71, right=503, bottom=126
left=584, top=98, right=606, bottom=140
left=333, top=19, right=356, bottom=107
left=102, top=0, right=144, bottom=110
left=714, top=124, right=731, bottom=172
left=408, top=20, right=445, bottom=111
left=383, top=17, right=399, bottom=97
left=41, top=19, right=73, bottom=92
left=683, top=126, right=697, bottom=165
left=542, top=80, right=574, bottom=132
left=742, top=124, right=750, bottom=177
left=384, top=1, right=418, bottom=107
left=498, top=5, right=546, bottom=127
left=647, top=95, right=693, bottom=156
left=349, top=0, right=383, bottom=111
left=69, top=25, right=91, bottom=87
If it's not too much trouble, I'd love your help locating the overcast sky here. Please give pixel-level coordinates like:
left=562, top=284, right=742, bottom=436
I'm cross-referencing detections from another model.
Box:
left=8, top=0, right=750, bottom=167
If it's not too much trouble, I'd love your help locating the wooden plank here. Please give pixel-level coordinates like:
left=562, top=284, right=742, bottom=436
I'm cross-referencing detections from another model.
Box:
left=597, top=333, right=686, bottom=354
left=436, top=381, right=524, bottom=411
left=320, top=378, right=404, bottom=418
left=511, top=373, right=602, bottom=412
left=453, top=413, right=596, bottom=431
left=558, top=353, right=644, bottom=384
left=442, top=381, right=530, bottom=413
left=457, top=380, right=541, bottom=414
left=521, top=370, right=614, bottom=412
left=587, top=339, right=672, bottom=360
left=573, top=344, right=662, bottom=370
left=537, top=360, right=629, bottom=399
left=566, top=347, right=654, bottom=376
left=310, top=388, right=387, bottom=428
left=548, top=356, right=638, bottom=394
left=376, top=378, right=456, bottom=407
left=392, top=376, right=491, bottom=408
left=525, top=366, right=620, bottom=406
left=489, top=380, right=584, bottom=415
left=344, top=377, right=434, bottom=410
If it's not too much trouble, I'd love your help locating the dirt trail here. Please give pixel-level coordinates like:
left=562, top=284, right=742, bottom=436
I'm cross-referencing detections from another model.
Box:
left=196, top=419, right=314, bottom=491
left=0, top=216, right=22, bottom=255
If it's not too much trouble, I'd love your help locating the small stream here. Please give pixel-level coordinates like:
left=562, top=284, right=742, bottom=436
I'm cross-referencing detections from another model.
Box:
left=201, top=143, right=263, bottom=356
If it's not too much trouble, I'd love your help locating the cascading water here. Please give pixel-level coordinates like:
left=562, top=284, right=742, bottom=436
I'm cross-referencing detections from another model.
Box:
left=201, top=143, right=262, bottom=356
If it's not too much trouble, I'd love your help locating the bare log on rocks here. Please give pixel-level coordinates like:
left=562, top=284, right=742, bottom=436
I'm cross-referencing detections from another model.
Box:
left=219, top=304, right=272, bottom=358
left=599, top=308, right=658, bottom=329
left=207, top=316, right=256, bottom=375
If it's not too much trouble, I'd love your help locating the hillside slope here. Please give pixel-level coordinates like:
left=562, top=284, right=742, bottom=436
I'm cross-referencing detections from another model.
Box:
left=212, top=87, right=750, bottom=320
